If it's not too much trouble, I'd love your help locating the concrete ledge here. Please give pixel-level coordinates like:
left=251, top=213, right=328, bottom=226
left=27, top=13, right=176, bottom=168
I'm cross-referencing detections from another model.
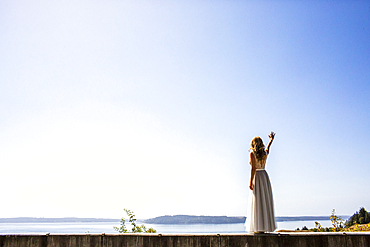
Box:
left=1, top=233, right=370, bottom=247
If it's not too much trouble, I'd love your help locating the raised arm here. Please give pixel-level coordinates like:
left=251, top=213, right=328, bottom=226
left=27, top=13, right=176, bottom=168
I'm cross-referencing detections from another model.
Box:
left=265, top=131, right=275, bottom=155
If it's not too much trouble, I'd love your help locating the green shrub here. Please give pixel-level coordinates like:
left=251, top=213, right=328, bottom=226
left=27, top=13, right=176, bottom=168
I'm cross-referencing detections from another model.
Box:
left=113, top=209, right=156, bottom=233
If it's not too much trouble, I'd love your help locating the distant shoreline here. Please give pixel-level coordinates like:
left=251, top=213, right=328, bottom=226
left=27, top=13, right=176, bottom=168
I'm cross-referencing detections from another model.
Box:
left=0, top=218, right=119, bottom=223
left=0, top=215, right=348, bottom=224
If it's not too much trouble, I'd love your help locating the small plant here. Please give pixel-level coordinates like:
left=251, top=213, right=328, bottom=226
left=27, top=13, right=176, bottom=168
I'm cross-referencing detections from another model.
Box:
left=330, top=209, right=344, bottom=231
left=113, top=209, right=156, bottom=233
left=311, top=221, right=322, bottom=232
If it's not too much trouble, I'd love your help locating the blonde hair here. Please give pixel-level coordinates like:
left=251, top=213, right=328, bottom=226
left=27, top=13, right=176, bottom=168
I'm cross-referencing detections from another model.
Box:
left=250, top=136, right=266, bottom=161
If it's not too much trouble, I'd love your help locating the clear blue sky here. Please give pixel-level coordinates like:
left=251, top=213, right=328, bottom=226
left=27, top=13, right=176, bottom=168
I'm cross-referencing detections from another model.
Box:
left=1, top=0, right=369, bottom=219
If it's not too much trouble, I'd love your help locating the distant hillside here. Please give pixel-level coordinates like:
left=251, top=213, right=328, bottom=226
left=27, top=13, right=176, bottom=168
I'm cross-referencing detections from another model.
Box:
left=144, top=215, right=349, bottom=224
left=144, top=215, right=246, bottom=224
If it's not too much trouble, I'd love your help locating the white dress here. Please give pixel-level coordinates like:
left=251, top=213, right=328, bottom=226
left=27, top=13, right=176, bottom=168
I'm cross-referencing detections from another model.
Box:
left=245, top=152, right=276, bottom=232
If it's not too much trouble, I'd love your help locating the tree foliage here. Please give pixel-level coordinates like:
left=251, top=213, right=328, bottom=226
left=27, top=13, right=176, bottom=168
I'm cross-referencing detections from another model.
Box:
left=345, top=207, right=370, bottom=227
left=113, top=209, right=156, bottom=233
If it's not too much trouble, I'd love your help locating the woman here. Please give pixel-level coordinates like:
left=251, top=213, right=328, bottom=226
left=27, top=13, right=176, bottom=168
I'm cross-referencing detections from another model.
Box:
left=246, top=132, right=277, bottom=233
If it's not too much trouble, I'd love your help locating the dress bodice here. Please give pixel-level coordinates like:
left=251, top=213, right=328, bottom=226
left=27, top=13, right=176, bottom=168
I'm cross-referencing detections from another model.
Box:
left=252, top=152, right=267, bottom=170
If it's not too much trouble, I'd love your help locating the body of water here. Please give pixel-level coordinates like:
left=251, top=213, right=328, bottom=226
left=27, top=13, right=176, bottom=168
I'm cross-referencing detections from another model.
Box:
left=0, top=220, right=336, bottom=234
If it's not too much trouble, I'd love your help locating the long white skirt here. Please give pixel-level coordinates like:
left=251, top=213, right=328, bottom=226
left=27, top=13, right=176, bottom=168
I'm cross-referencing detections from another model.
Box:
left=245, top=169, right=276, bottom=232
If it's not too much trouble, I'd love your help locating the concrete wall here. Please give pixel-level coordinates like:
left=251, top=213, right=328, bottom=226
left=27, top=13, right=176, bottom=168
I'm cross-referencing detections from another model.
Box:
left=1, top=233, right=370, bottom=247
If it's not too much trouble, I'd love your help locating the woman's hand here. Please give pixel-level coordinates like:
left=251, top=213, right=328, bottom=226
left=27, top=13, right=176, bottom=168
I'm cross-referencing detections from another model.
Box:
left=266, top=131, right=275, bottom=155
left=268, top=131, right=275, bottom=140
left=249, top=184, right=254, bottom=190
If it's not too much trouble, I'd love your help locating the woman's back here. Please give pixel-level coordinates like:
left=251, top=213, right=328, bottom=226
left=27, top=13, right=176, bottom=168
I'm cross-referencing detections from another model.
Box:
left=252, top=152, right=267, bottom=170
